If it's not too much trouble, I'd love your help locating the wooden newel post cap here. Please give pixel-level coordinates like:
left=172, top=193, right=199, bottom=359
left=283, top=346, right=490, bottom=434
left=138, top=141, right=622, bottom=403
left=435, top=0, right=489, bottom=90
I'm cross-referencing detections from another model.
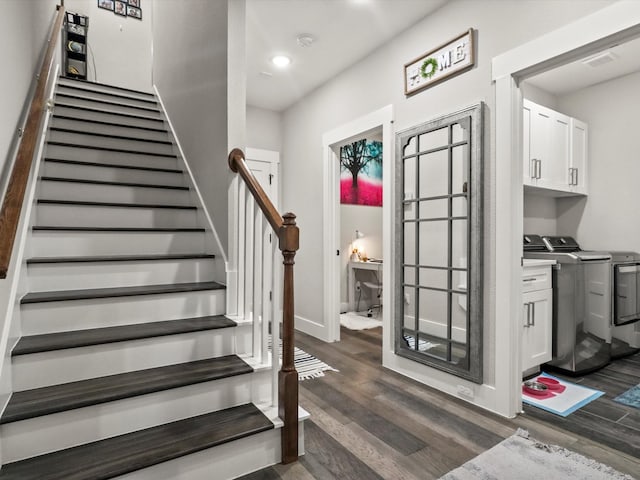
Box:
left=279, top=213, right=299, bottom=253
left=228, top=148, right=244, bottom=173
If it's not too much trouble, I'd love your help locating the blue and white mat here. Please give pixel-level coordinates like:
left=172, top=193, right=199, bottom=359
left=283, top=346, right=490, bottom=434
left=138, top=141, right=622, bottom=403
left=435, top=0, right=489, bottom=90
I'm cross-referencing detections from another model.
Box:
left=614, top=384, right=640, bottom=409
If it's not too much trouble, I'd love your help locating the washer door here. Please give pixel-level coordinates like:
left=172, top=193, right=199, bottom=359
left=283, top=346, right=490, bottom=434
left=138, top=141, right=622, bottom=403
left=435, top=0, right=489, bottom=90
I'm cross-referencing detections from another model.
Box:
left=614, top=263, right=640, bottom=325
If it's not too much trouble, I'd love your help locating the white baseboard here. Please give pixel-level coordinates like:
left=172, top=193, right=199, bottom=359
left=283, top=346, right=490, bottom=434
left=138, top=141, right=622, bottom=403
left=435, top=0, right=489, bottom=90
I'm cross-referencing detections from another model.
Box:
left=295, top=315, right=332, bottom=343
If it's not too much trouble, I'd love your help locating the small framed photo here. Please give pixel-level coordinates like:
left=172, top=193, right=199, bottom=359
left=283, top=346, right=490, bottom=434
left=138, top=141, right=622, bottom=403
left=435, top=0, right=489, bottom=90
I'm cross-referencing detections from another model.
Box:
left=128, top=0, right=140, bottom=7
left=114, top=0, right=127, bottom=16
left=98, top=0, right=114, bottom=11
left=127, top=5, right=142, bottom=19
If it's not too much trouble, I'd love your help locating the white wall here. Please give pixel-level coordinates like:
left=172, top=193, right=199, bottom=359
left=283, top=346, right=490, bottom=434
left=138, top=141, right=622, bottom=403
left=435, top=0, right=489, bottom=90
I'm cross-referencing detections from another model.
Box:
left=151, top=0, right=233, bottom=255
left=523, top=193, right=557, bottom=236
left=280, top=0, right=610, bottom=414
left=247, top=106, right=282, bottom=152
left=0, top=0, right=58, bottom=199
left=340, top=205, right=382, bottom=307
left=64, top=0, right=153, bottom=91
left=556, top=70, right=640, bottom=253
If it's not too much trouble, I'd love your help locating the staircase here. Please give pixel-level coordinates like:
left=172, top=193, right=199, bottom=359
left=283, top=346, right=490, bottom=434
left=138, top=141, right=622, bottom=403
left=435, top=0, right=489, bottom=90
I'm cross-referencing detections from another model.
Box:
left=0, top=77, right=284, bottom=479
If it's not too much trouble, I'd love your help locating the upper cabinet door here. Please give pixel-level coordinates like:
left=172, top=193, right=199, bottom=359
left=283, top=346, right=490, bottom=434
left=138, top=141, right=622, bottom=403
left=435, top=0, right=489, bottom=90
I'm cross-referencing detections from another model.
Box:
left=522, top=99, right=588, bottom=197
left=570, top=118, right=588, bottom=195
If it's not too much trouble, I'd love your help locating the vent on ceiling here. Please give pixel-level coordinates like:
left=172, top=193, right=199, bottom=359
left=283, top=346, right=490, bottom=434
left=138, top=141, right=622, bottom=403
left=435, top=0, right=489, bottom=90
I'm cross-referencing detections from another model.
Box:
left=582, top=51, right=618, bottom=67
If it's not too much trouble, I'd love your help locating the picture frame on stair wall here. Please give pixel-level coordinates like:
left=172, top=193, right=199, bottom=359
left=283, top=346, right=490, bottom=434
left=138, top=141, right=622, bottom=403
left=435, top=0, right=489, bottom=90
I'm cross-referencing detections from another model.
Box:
left=127, top=6, right=142, bottom=20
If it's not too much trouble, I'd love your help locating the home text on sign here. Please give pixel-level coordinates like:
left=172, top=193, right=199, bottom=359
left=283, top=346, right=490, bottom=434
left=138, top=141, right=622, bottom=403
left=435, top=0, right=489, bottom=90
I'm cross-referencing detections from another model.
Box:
left=404, top=29, right=475, bottom=95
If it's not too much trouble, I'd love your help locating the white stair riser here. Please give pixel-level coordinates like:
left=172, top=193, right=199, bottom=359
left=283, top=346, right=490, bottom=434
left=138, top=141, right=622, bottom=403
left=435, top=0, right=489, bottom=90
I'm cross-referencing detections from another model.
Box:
left=36, top=204, right=198, bottom=229
left=48, top=130, right=175, bottom=156
left=27, top=258, right=216, bottom=291
left=119, top=428, right=281, bottom=480
left=1, top=370, right=271, bottom=463
left=55, top=95, right=163, bottom=119
left=38, top=180, right=192, bottom=205
left=20, top=289, right=225, bottom=335
left=13, top=329, right=237, bottom=390
left=53, top=105, right=165, bottom=130
left=57, top=80, right=155, bottom=102
left=42, top=161, right=185, bottom=186
left=56, top=86, right=158, bottom=110
left=51, top=117, right=170, bottom=142
left=45, top=143, right=178, bottom=170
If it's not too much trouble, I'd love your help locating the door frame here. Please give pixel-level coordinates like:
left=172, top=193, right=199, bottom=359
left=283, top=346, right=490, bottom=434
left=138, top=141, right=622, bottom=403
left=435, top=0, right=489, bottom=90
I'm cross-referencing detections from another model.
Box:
left=493, top=2, right=640, bottom=416
left=322, top=105, right=394, bottom=343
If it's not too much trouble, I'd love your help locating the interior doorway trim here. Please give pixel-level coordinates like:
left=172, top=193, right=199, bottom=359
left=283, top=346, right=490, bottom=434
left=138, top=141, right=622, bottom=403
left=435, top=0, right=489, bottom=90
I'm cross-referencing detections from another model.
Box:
left=492, top=2, right=640, bottom=417
left=322, top=105, right=393, bottom=343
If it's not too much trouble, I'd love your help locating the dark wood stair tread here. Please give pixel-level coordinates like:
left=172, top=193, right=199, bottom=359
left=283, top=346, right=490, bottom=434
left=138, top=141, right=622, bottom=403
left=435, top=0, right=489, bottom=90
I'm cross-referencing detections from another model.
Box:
left=0, top=403, right=272, bottom=480
left=21, top=281, right=224, bottom=304
left=44, top=157, right=181, bottom=174
left=27, top=253, right=215, bottom=264
left=53, top=103, right=164, bottom=122
left=12, top=315, right=235, bottom=355
left=50, top=127, right=172, bottom=145
left=32, top=226, right=204, bottom=233
left=37, top=199, right=195, bottom=210
left=39, top=176, right=188, bottom=189
left=57, top=83, right=158, bottom=105
left=0, top=355, right=252, bottom=424
left=46, top=141, right=176, bottom=158
left=52, top=114, right=168, bottom=133
left=56, top=93, right=161, bottom=113
left=58, top=76, right=156, bottom=98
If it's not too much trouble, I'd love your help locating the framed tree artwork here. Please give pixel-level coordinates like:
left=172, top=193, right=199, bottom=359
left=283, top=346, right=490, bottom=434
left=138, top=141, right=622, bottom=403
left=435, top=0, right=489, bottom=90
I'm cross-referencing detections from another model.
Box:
left=340, top=139, right=382, bottom=206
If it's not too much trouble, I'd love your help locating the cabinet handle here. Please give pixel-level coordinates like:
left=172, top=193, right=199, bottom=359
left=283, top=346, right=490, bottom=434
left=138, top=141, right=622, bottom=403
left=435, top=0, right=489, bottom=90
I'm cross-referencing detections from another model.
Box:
left=574, top=168, right=578, bottom=186
left=523, top=278, right=536, bottom=282
left=568, top=167, right=574, bottom=185
left=536, top=159, right=542, bottom=179
left=524, top=302, right=530, bottom=327
left=530, top=302, right=535, bottom=326
left=530, top=159, right=537, bottom=180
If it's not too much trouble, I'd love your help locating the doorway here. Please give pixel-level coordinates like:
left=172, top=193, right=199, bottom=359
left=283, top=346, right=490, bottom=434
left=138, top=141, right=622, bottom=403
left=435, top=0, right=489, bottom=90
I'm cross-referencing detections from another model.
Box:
left=321, top=105, right=393, bottom=345
left=493, top=2, right=640, bottom=417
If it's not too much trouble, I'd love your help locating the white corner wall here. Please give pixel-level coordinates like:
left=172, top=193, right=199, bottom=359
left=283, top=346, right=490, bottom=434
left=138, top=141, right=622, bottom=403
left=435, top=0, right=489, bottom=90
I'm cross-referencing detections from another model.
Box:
left=0, top=0, right=58, bottom=198
left=556, top=71, right=640, bottom=254
left=247, top=106, right=282, bottom=153
left=280, top=0, right=610, bottom=416
left=64, top=0, right=153, bottom=91
left=151, top=0, right=236, bottom=256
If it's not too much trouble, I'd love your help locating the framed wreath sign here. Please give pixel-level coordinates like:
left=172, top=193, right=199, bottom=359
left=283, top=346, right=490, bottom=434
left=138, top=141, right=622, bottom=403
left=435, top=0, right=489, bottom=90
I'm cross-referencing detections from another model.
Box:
left=404, top=29, right=475, bottom=96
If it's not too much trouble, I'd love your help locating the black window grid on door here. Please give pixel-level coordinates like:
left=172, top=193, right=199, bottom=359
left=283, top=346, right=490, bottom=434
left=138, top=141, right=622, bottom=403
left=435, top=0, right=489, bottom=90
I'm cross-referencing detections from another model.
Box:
left=395, top=103, right=484, bottom=384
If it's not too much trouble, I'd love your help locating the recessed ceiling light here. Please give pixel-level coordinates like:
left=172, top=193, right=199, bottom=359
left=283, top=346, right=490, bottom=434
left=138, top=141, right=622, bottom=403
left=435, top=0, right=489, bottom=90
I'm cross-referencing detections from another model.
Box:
left=271, top=55, right=291, bottom=68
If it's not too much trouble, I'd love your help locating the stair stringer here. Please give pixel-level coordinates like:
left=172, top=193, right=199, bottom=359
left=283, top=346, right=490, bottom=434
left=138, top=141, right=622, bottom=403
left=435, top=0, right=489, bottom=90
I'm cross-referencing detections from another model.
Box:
left=0, top=64, right=61, bottom=458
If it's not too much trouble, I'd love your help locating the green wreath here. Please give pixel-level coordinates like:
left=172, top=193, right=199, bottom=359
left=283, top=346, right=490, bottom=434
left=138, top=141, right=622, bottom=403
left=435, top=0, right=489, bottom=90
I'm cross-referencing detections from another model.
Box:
left=420, top=57, right=438, bottom=79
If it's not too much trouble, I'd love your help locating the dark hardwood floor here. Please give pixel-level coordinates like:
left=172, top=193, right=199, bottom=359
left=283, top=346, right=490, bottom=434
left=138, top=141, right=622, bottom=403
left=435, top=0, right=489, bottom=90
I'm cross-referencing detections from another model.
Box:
left=241, top=327, right=640, bottom=480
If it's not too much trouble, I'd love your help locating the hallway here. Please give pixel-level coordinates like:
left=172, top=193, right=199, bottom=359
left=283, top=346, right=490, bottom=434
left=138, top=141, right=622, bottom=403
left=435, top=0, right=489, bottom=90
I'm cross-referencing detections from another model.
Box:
left=242, top=327, right=639, bottom=479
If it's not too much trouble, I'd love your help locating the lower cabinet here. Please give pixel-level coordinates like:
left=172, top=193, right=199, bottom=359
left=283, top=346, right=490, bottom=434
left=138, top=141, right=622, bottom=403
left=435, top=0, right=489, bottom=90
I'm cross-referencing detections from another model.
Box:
left=522, top=264, right=553, bottom=373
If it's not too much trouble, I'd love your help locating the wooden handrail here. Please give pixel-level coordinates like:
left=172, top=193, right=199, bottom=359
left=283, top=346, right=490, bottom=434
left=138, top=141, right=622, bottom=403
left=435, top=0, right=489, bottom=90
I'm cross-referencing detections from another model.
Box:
left=0, top=5, right=65, bottom=279
left=228, top=148, right=299, bottom=464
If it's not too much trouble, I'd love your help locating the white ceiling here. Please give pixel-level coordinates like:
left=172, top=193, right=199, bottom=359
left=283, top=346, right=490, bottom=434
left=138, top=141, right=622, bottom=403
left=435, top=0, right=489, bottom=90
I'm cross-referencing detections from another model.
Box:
left=245, top=0, right=448, bottom=112
left=525, top=35, right=640, bottom=95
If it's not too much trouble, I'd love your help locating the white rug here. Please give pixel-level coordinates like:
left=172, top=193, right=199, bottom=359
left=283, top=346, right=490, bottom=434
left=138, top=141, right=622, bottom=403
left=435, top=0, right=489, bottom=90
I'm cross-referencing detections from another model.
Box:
left=440, top=429, right=634, bottom=480
left=340, top=311, right=382, bottom=330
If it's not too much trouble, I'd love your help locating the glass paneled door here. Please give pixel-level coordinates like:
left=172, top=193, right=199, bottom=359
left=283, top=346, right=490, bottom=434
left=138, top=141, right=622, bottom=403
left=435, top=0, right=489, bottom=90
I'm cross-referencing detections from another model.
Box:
left=395, top=103, right=484, bottom=383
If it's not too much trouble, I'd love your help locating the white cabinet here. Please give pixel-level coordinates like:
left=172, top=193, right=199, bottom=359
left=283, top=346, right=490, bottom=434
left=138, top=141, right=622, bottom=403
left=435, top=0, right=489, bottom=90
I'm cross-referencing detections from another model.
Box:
left=522, top=99, right=587, bottom=196
left=522, top=262, right=553, bottom=373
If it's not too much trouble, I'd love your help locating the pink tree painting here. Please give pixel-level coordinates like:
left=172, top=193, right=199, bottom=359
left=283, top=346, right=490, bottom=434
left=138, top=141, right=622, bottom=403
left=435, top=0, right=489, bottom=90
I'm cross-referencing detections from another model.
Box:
left=340, top=139, right=382, bottom=206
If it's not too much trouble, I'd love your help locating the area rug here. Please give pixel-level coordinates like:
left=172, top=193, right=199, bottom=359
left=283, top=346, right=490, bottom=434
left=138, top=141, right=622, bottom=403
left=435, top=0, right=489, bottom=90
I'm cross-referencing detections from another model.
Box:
left=294, top=346, right=339, bottom=380
left=340, top=311, right=382, bottom=330
left=269, top=338, right=339, bottom=381
left=439, top=429, right=634, bottom=480
left=522, top=373, right=604, bottom=417
left=614, top=384, right=640, bottom=409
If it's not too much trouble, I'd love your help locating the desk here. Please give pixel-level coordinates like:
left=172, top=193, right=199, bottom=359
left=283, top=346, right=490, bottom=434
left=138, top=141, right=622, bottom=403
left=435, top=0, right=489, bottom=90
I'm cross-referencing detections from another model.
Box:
left=348, top=260, right=383, bottom=312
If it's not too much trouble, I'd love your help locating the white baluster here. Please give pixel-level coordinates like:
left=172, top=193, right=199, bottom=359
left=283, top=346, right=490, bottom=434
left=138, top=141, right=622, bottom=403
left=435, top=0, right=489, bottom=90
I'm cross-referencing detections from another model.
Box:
left=236, top=181, right=246, bottom=320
